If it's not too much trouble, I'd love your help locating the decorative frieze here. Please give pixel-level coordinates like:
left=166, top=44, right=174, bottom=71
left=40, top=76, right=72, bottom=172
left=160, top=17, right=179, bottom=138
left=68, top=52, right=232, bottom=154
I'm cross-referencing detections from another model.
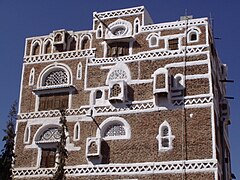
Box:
left=89, top=45, right=208, bottom=65
left=13, top=159, right=217, bottom=178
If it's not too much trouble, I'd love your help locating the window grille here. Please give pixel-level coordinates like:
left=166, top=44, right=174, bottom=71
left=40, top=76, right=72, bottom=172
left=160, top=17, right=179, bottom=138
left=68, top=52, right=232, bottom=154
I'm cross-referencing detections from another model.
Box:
left=110, top=84, right=121, bottom=97
left=109, top=69, right=127, bottom=81
left=39, top=127, right=61, bottom=142
left=104, top=124, right=126, bottom=137
left=43, top=70, right=68, bottom=86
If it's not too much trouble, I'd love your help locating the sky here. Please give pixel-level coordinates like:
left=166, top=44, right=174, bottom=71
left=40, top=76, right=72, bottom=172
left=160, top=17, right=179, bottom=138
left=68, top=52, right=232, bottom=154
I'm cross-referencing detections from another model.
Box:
left=0, top=0, right=239, bottom=178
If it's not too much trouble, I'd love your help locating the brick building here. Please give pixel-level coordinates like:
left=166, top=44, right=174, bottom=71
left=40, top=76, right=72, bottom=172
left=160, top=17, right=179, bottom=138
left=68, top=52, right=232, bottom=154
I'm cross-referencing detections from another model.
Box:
left=13, top=6, right=233, bottom=180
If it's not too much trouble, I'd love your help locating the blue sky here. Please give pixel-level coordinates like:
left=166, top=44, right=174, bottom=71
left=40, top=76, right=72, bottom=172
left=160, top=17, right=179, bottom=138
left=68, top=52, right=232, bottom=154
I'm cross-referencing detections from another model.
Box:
left=0, top=0, right=239, bottom=177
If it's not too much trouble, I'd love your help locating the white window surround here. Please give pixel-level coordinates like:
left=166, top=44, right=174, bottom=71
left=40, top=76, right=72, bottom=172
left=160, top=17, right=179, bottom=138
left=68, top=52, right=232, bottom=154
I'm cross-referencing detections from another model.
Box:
left=80, top=34, right=92, bottom=49
left=146, top=33, right=160, bottom=48
left=31, top=40, right=42, bottom=55
left=29, top=68, right=35, bottom=86
left=156, top=121, right=175, bottom=152
left=24, top=126, right=31, bottom=144
left=43, top=39, right=53, bottom=54
left=37, top=63, right=73, bottom=89
left=96, top=117, right=131, bottom=140
left=134, top=17, right=140, bottom=34
left=73, top=122, right=80, bottom=141
left=105, top=19, right=132, bottom=39
left=106, top=62, right=131, bottom=85
left=96, top=24, right=103, bottom=39
left=187, top=27, right=201, bottom=43
left=76, top=62, right=82, bottom=80
left=152, top=68, right=169, bottom=94
left=172, top=73, right=185, bottom=90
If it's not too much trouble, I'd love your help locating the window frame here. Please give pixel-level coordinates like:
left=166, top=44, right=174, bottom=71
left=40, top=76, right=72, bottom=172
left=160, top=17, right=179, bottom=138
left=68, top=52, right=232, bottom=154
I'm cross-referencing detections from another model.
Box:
left=96, top=117, right=131, bottom=140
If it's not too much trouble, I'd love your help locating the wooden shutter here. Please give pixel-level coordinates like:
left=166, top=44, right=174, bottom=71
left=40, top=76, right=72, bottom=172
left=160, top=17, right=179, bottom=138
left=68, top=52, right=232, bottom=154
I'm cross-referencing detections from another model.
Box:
left=168, top=38, right=178, bottom=50
left=40, top=148, right=56, bottom=168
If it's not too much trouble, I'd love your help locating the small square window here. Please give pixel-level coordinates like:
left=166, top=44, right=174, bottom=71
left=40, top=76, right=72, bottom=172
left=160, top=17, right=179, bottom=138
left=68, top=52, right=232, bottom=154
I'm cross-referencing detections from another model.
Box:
left=168, top=38, right=178, bottom=50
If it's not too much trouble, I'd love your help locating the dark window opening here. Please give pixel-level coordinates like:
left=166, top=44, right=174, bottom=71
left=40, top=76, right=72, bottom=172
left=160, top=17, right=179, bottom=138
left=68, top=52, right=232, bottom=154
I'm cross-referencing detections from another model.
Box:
left=54, top=34, right=62, bottom=42
left=40, top=148, right=56, bottom=168
left=190, top=33, right=197, bottom=41
left=96, top=90, right=103, bottom=99
left=32, top=44, right=40, bottom=55
left=39, top=92, right=69, bottom=111
left=168, top=38, right=178, bottom=50
left=107, top=42, right=129, bottom=57
left=81, top=38, right=89, bottom=50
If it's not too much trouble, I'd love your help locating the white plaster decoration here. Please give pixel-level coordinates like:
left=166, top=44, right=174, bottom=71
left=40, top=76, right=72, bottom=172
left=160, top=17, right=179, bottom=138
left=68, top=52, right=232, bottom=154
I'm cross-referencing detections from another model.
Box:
left=105, top=19, right=132, bottom=39
left=172, top=73, right=185, bottom=90
left=36, top=127, right=61, bottom=144
left=37, top=63, right=72, bottom=88
left=19, top=95, right=212, bottom=120
left=24, top=49, right=95, bottom=64
left=187, top=27, right=201, bottom=43
left=93, top=6, right=144, bottom=20
left=141, top=18, right=207, bottom=32
left=86, top=137, right=101, bottom=157
left=108, top=80, right=128, bottom=103
left=19, top=107, right=90, bottom=119
left=96, top=24, right=103, bottom=39
left=94, top=101, right=154, bottom=115
left=89, top=45, right=208, bottom=65
left=13, top=159, right=217, bottom=178
left=96, top=117, right=131, bottom=140
left=152, top=68, right=169, bottom=94
left=134, top=17, right=140, bottom=34
left=93, top=89, right=106, bottom=106
left=43, top=39, right=53, bottom=54
left=146, top=33, right=160, bottom=48
left=80, top=34, right=92, bottom=50
left=24, top=126, right=31, bottom=144
left=31, top=40, right=42, bottom=56
left=29, top=68, right=35, bottom=86
left=172, top=96, right=213, bottom=106
left=156, top=121, right=175, bottom=152
left=73, top=122, right=80, bottom=141
left=76, top=62, right=82, bottom=80
left=106, top=62, right=131, bottom=85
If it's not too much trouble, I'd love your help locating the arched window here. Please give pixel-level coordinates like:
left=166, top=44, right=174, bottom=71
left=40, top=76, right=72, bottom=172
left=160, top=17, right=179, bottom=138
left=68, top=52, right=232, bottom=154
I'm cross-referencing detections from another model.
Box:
left=134, top=18, right=140, bottom=34
left=69, top=37, right=77, bottom=51
left=73, top=122, right=80, bottom=141
left=29, top=68, right=35, bottom=86
left=80, top=35, right=91, bottom=50
left=96, top=117, right=131, bottom=140
left=43, top=69, right=68, bottom=87
left=96, top=24, right=103, bottom=39
left=187, top=28, right=201, bottom=43
left=36, top=126, right=61, bottom=168
left=44, top=40, right=52, bottom=54
left=173, top=74, right=185, bottom=89
left=32, top=42, right=41, bottom=55
left=24, top=126, right=30, bottom=144
left=76, top=62, right=82, bottom=80
left=146, top=33, right=159, bottom=48
left=156, top=121, right=174, bottom=151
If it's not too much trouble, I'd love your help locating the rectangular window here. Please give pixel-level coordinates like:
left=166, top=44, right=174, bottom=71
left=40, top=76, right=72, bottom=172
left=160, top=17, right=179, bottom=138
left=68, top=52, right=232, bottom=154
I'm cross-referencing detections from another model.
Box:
left=168, top=38, right=178, bottom=50
left=40, top=148, right=56, bottom=168
left=107, top=42, right=129, bottom=57
left=39, top=92, right=69, bottom=111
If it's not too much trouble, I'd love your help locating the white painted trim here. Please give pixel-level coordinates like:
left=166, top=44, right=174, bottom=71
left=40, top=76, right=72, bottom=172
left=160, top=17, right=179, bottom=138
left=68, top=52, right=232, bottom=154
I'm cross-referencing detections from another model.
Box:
left=73, top=122, right=80, bottom=141
left=76, top=62, right=82, bottom=80
left=133, top=17, right=140, bottom=35
left=146, top=32, right=160, bottom=48
left=13, top=158, right=217, bottom=178
left=18, top=64, right=25, bottom=114
left=156, top=120, right=175, bottom=152
left=186, top=26, right=202, bottom=43
left=96, top=117, right=131, bottom=140
left=37, top=62, right=73, bottom=88
left=29, top=67, right=35, bottom=86
left=24, top=125, right=31, bottom=144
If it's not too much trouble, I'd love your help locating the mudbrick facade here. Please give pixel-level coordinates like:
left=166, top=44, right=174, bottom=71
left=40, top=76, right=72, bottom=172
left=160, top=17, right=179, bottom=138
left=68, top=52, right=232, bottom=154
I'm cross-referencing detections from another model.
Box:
left=13, top=6, right=233, bottom=180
